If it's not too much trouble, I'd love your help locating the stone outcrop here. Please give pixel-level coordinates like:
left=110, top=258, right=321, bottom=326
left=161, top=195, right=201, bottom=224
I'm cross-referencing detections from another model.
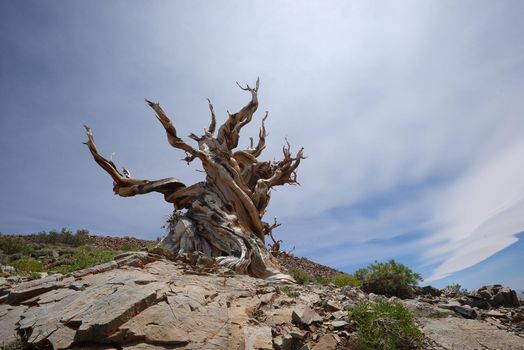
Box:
left=1, top=252, right=524, bottom=349
left=474, top=284, right=521, bottom=308
left=1, top=251, right=359, bottom=349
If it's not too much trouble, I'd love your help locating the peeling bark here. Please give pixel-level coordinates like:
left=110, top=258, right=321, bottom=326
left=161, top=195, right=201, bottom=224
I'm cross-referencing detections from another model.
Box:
left=84, top=79, right=304, bottom=280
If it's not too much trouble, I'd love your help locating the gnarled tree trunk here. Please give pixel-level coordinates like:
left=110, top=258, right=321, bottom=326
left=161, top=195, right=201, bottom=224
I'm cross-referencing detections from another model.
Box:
left=84, top=79, right=304, bottom=281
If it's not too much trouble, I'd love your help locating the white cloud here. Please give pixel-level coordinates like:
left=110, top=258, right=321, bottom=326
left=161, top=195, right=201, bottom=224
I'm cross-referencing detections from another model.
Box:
left=423, top=140, right=524, bottom=282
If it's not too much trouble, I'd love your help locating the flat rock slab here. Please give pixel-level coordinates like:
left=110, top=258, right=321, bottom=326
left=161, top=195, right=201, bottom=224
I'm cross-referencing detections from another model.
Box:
left=0, top=304, right=27, bottom=344
left=0, top=253, right=268, bottom=349
left=3, top=251, right=524, bottom=350
left=421, top=317, right=524, bottom=350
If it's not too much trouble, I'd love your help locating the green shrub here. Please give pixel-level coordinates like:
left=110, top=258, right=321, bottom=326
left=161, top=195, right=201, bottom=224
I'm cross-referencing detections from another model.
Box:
left=313, top=275, right=331, bottom=285
left=120, top=242, right=140, bottom=251
left=288, top=268, right=312, bottom=284
left=0, top=236, right=32, bottom=255
left=428, top=310, right=450, bottom=318
left=288, top=268, right=362, bottom=287
left=276, top=285, right=299, bottom=298
left=74, top=229, right=90, bottom=246
left=330, top=273, right=362, bottom=287
left=350, top=300, right=424, bottom=350
left=354, top=260, right=422, bottom=298
left=29, top=272, right=41, bottom=280
left=1, top=337, right=32, bottom=350
left=444, top=283, right=468, bottom=295
left=31, top=228, right=89, bottom=247
left=11, top=258, right=44, bottom=273
left=55, top=247, right=116, bottom=273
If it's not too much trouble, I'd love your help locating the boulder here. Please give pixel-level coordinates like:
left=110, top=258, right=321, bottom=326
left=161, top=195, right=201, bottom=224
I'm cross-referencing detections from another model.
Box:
left=462, top=295, right=490, bottom=309
left=440, top=304, right=477, bottom=319
left=452, top=305, right=477, bottom=319
left=416, top=285, right=442, bottom=297
left=475, top=285, right=520, bottom=308
left=491, top=287, right=520, bottom=308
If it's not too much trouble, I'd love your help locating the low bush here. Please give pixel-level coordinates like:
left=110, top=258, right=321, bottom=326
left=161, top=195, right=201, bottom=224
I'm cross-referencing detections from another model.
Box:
left=11, top=258, right=44, bottom=273
left=443, top=283, right=468, bottom=295
left=355, top=260, right=422, bottom=298
left=428, top=310, right=450, bottom=318
left=288, top=268, right=361, bottom=288
left=350, top=300, right=424, bottom=350
left=276, top=285, right=299, bottom=298
left=32, top=228, right=89, bottom=247
left=120, top=242, right=141, bottom=251
left=0, top=236, right=32, bottom=255
left=55, top=247, right=116, bottom=273
left=288, top=268, right=312, bottom=284
left=330, top=273, right=362, bottom=287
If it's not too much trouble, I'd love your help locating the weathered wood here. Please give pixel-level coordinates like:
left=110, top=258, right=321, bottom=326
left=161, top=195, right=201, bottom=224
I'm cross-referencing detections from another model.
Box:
left=84, top=79, right=304, bottom=280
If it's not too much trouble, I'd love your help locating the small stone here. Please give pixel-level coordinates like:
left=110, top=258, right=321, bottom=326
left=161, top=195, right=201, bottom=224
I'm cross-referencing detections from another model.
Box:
left=452, top=305, right=477, bottom=319
left=324, top=300, right=341, bottom=312
left=273, top=336, right=284, bottom=350
left=0, top=265, right=15, bottom=275
left=340, top=330, right=351, bottom=337
left=344, top=303, right=355, bottom=311
left=477, top=289, right=492, bottom=300
left=312, top=334, right=338, bottom=350
left=289, top=327, right=306, bottom=341
left=486, top=310, right=506, bottom=318
left=331, top=310, right=346, bottom=319
left=258, top=292, right=276, bottom=305
left=512, top=312, right=524, bottom=323
left=368, top=293, right=386, bottom=302
left=6, top=276, right=21, bottom=283
left=281, top=334, right=296, bottom=350
left=243, top=325, right=272, bottom=350
left=292, top=306, right=322, bottom=325
left=331, top=320, right=349, bottom=329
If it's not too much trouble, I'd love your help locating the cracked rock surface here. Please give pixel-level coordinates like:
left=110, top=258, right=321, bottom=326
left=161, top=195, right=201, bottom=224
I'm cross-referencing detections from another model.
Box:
left=1, top=252, right=524, bottom=350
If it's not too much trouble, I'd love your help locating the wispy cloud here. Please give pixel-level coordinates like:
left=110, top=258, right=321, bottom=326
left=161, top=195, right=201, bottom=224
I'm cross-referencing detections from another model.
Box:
left=423, top=140, right=524, bottom=282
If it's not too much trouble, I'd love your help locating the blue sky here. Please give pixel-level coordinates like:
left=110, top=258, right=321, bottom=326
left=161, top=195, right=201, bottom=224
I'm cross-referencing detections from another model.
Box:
left=1, top=1, right=524, bottom=290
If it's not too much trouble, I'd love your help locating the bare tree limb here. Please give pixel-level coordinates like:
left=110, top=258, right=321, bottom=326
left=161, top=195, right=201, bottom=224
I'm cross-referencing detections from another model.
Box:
left=145, top=99, right=205, bottom=162
left=216, top=78, right=260, bottom=150
left=207, top=98, right=217, bottom=135
left=83, top=125, right=186, bottom=198
left=85, top=79, right=303, bottom=281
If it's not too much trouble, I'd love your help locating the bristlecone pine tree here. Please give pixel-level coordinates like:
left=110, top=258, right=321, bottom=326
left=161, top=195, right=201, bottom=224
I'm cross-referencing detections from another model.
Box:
left=84, top=79, right=304, bottom=281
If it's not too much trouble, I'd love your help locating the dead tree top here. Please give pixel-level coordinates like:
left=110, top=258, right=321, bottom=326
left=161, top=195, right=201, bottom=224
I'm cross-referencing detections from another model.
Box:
left=84, top=79, right=304, bottom=279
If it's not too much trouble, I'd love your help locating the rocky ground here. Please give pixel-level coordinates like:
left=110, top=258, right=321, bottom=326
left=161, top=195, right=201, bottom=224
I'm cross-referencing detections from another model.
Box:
left=87, top=235, right=341, bottom=280
left=1, top=250, right=524, bottom=350
left=276, top=254, right=341, bottom=281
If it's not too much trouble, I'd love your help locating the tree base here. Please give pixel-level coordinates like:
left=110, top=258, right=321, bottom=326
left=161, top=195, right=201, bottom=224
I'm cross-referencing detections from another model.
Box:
left=159, top=208, right=293, bottom=282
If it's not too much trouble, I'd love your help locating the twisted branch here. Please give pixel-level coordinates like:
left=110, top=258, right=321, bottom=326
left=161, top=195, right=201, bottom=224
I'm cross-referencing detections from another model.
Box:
left=83, top=125, right=186, bottom=198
